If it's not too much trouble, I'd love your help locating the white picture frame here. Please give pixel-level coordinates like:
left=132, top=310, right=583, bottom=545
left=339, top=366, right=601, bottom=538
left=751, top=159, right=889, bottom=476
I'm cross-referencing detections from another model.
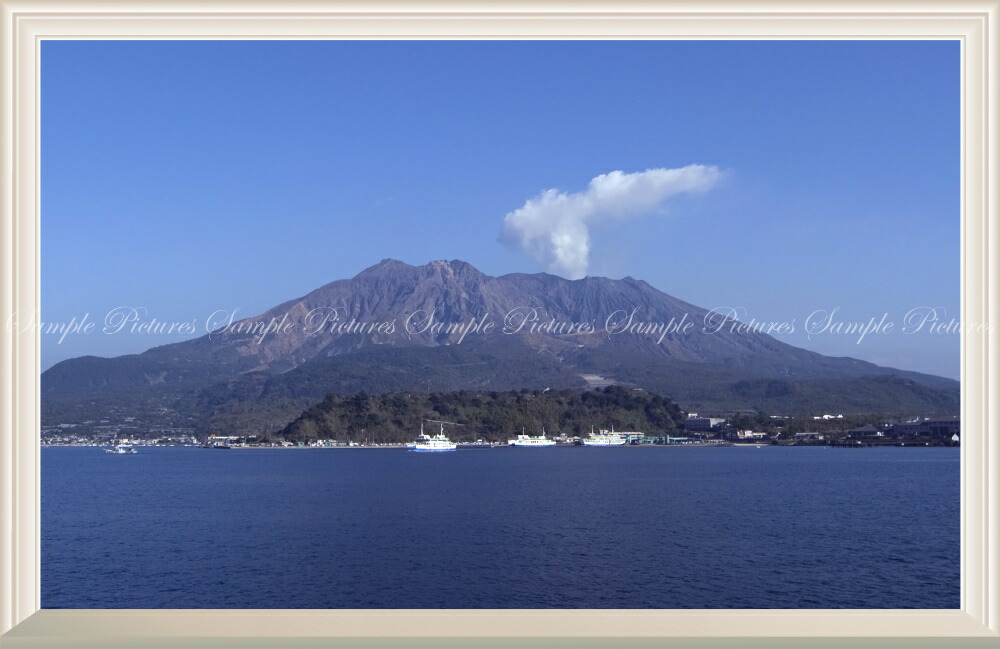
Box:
left=1, top=1, right=996, bottom=646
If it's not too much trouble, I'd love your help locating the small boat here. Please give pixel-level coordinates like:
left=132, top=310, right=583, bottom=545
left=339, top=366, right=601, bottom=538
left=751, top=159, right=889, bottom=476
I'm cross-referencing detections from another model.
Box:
left=104, top=444, right=137, bottom=455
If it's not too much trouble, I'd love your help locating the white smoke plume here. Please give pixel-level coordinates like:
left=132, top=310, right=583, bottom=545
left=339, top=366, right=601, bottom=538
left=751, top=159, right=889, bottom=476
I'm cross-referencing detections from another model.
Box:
left=500, top=165, right=723, bottom=279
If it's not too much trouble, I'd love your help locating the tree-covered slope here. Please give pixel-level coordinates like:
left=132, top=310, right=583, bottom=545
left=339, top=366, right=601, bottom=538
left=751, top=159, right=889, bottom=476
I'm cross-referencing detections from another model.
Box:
left=278, top=386, right=686, bottom=443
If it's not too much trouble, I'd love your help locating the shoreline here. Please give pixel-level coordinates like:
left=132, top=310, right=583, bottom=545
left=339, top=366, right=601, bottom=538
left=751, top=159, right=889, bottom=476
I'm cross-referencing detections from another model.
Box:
left=40, top=443, right=958, bottom=450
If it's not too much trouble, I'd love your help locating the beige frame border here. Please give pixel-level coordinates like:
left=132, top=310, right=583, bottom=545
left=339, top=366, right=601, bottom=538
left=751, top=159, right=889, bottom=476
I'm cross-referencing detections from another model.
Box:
left=0, top=1, right=996, bottom=646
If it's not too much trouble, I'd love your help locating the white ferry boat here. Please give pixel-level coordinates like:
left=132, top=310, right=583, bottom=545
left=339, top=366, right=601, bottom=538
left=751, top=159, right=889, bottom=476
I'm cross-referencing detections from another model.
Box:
left=582, top=426, right=627, bottom=447
left=507, top=427, right=557, bottom=447
left=104, top=444, right=137, bottom=455
left=405, top=424, right=432, bottom=449
left=412, top=423, right=457, bottom=452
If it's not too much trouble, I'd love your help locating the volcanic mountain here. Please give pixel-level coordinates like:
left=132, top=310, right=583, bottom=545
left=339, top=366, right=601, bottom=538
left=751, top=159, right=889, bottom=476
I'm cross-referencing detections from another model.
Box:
left=42, top=259, right=959, bottom=434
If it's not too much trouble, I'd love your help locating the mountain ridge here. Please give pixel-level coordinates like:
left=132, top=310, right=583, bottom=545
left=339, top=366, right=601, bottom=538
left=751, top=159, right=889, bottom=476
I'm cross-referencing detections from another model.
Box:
left=41, top=259, right=959, bottom=433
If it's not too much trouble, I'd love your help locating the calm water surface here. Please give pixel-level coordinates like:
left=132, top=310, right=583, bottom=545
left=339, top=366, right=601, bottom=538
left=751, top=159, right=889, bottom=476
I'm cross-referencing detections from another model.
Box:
left=42, top=446, right=958, bottom=608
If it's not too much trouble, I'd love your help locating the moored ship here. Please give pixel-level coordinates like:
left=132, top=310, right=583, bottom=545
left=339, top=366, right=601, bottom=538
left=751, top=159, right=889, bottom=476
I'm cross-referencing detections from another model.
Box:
left=507, top=428, right=557, bottom=447
left=582, top=427, right=627, bottom=447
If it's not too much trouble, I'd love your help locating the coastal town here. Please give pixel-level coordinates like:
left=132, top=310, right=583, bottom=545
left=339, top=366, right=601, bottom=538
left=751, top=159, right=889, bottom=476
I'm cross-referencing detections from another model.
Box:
left=41, top=411, right=961, bottom=449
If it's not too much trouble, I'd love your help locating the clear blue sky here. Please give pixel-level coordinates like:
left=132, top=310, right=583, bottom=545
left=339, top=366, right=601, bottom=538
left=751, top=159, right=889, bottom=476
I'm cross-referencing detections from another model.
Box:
left=41, top=40, right=959, bottom=378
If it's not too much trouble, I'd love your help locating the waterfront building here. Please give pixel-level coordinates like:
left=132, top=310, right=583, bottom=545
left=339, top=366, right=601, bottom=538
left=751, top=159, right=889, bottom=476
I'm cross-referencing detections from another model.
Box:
left=892, top=416, right=960, bottom=440
left=685, top=415, right=726, bottom=431
left=848, top=425, right=884, bottom=438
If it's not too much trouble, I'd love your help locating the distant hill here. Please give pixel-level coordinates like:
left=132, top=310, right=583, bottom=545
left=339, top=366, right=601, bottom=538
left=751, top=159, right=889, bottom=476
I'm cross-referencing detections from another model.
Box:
left=42, top=259, right=959, bottom=434
left=279, top=387, right=686, bottom=443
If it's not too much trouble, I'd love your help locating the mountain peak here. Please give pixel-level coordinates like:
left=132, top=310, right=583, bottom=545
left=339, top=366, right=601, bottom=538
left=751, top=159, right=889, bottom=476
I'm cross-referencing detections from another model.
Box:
left=426, top=259, right=480, bottom=275
left=356, top=258, right=486, bottom=278
left=355, top=258, right=414, bottom=277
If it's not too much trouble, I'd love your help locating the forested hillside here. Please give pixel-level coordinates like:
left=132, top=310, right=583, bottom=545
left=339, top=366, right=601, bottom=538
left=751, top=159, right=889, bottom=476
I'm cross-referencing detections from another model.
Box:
left=278, top=386, right=686, bottom=443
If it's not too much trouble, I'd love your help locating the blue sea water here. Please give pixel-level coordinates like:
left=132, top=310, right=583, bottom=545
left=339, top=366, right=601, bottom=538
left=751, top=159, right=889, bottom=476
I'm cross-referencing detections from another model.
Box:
left=41, top=446, right=959, bottom=609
